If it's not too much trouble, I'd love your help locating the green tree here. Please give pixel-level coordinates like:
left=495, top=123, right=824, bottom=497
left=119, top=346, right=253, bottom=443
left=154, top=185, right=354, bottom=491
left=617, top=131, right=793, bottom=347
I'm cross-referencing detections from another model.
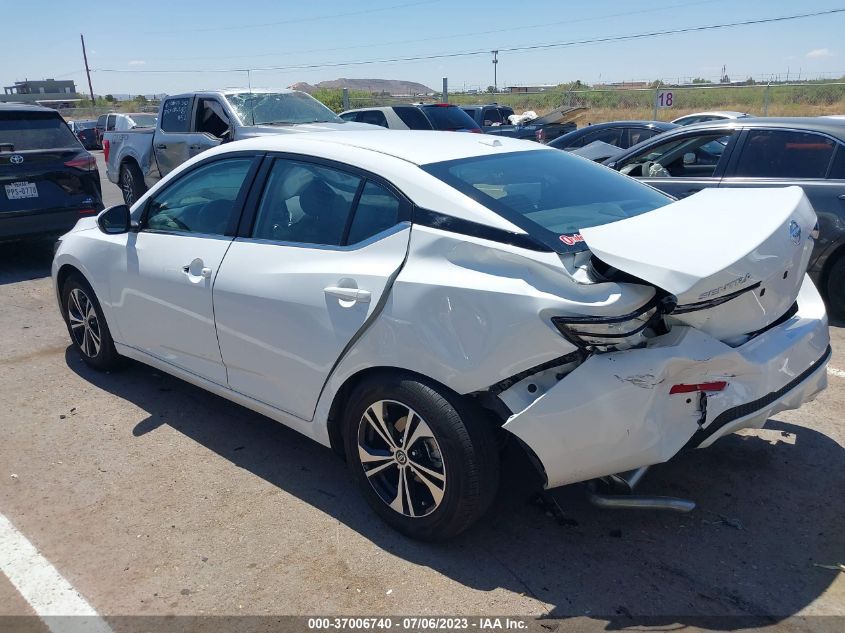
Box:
left=105, top=94, right=115, bottom=102
left=691, top=77, right=709, bottom=84
left=486, top=85, right=496, bottom=93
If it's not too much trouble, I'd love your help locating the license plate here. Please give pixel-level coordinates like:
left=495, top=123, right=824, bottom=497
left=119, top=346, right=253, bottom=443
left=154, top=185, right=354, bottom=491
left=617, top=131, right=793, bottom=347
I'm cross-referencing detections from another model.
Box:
left=4, top=181, right=38, bottom=200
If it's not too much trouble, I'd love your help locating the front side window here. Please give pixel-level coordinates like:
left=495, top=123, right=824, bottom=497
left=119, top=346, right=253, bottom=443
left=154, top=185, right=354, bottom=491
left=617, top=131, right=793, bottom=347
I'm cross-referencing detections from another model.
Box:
left=195, top=98, right=230, bottom=138
left=482, top=109, right=502, bottom=125
left=627, top=127, right=662, bottom=147
left=423, top=149, right=671, bottom=253
left=252, top=160, right=362, bottom=246
left=339, top=112, right=358, bottom=122
left=144, top=158, right=253, bottom=235
left=733, top=130, right=836, bottom=179
left=617, top=131, right=735, bottom=178
left=160, top=97, right=191, bottom=133
left=106, top=114, right=116, bottom=131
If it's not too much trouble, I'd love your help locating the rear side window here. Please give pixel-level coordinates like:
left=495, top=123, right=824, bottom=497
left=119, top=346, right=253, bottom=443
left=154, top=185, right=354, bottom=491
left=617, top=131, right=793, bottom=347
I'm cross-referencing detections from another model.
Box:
left=356, top=110, right=388, bottom=128
left=421, top=105, right=478, bottom=131
left=734, top=130, right=836, bottom=179
left=423, top=149, right=671, bottom=253
left=106, top=114, right=116, bottom=131
left=339, top=112, right=358, bottom=122
left=393, top=106, right=432, bottom=130
left=0, top=111, right=80, bottom=150
left=160, top=97, right=191, bottom=133
left=347, top=181, right=401, bottom=243
left=482, top=109, right=502, bottom=125
left=252, top=159, right=362, bottom=246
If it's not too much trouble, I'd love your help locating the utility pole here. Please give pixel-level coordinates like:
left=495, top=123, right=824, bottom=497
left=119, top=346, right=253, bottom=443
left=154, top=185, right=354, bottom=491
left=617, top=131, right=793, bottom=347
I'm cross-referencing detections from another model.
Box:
left=80, top=34, right=96, bottom=117
left=492, top=50, right=498, bottom=92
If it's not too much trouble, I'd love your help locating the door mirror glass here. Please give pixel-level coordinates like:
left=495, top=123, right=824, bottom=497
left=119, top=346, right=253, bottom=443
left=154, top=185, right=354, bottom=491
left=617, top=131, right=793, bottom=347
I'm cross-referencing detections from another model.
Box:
left=97, top=204, right=131, bottom=234
left=683, top=152, right=697, bottom=165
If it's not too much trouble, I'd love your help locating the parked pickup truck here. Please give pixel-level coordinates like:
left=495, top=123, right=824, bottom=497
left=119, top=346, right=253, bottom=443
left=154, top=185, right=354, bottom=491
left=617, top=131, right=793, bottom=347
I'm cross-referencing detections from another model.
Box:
left=104, top=89, right=375, bottom=205
left=460, top=104, right=584, bottom=142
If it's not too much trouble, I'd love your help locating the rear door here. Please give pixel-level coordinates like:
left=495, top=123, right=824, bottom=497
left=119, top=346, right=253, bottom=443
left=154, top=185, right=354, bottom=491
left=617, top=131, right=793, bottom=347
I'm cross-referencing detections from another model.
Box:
left=718, top=127, right=844, bottom=269
left=213, top=156, right=410, bottom=420
left=154, top=96, right=193, bottom=177
left=614, top=127, right=738, bottom=199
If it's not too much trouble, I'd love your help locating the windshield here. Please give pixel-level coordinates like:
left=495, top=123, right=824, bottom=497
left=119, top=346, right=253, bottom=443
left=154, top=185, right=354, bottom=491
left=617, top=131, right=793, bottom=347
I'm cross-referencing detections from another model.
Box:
left=423, top=149, right=671, bottom=252
left=225, top=92, right=342, bottom=126
left=127, top=114, right=157, bottom=128
left=0, top=112, right=80, bottom=151
left=76, top=120, right=96, bottom=129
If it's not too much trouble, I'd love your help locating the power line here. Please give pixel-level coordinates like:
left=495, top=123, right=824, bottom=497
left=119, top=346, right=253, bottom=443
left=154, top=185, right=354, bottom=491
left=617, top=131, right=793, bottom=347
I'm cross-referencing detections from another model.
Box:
left=92, top=8, right=845, bottom=75
left=137, top=0, right=724, bottom=63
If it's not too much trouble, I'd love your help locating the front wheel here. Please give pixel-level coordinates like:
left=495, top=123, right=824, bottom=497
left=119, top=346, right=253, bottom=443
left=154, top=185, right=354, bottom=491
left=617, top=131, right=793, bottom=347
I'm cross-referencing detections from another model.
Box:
left=62, top=275, right=122, bottom=371
left=343, top=373, right=499, bottom=540
left=119, top=161, right=146, bottom=207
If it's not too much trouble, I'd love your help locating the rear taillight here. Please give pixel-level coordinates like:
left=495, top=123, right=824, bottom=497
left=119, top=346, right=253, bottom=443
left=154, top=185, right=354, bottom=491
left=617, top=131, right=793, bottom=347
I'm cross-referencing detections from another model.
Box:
left=78, top=209, right=97, bottom=216
left=65, top=154, right=97, bottom=171
left=102, top=139, right=110, bottom=162
left=669, top=381, right=728, bottom=395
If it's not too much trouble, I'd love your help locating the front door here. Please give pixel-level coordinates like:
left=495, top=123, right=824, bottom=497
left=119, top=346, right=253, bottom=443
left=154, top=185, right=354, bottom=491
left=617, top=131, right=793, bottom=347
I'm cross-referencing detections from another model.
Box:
left=213, top=157, right=410, bottom=420
left=108, top=155, right=258, bottom=384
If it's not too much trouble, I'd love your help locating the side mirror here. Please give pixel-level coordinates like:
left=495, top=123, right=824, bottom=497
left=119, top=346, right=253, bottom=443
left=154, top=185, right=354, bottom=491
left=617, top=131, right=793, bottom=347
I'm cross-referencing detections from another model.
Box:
left=683, top=152, right=697, bottom=165
left=97, top=204, right=131, bottom=234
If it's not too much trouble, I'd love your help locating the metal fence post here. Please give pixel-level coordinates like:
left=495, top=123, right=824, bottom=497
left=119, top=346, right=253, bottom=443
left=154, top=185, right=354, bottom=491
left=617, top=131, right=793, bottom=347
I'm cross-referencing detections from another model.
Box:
left=442, top=78, right=448, bottom=103
left=342, top=88, right=350, bottom=111
left=652, top=86, right=659, bottom=120
left=763, top=82, right=770, bottom=116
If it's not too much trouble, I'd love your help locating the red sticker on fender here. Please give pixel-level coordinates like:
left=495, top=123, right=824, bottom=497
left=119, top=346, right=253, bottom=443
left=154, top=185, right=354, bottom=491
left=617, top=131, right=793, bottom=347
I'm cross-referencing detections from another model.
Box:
left=559, top=233, right=584, bottom=246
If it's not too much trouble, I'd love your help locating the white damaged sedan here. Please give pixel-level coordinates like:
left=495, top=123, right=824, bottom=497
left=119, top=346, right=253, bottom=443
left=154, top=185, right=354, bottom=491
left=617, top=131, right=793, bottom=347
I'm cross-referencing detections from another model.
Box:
left=53, top=131, right=830, bottom=540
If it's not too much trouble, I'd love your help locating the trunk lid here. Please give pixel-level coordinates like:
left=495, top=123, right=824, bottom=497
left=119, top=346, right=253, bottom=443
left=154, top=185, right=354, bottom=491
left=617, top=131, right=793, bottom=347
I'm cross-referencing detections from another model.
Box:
left=580, top=187, right=817, bottom=341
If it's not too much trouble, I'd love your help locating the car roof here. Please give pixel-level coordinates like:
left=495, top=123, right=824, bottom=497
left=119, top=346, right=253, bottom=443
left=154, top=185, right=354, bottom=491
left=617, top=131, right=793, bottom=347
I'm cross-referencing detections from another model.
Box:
left=0, top=102, right=59, bottom=114
left=577, top=120, right=677, bottom=129
left=679, top=116, right=845, bottom=141
left=214, top=129, right=547, bottom=165
left=673, top=110, right=750, bottom=119
left=166, top=88, right=297, bottom=99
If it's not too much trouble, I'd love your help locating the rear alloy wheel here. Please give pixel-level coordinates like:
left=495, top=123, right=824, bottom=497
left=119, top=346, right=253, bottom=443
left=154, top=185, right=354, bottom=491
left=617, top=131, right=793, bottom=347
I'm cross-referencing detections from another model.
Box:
left=826, top=256, right=845, bottom=321
left=344, top=374, right=499, bottom=540
left=119, top=162, right=146, bottom=207
left=62, top=275, right=122, bottom=371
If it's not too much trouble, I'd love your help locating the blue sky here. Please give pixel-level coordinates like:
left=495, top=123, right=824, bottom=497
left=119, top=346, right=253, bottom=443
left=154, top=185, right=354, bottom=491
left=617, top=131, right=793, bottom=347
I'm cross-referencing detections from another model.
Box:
left=2, top=0, right=843, bottom=95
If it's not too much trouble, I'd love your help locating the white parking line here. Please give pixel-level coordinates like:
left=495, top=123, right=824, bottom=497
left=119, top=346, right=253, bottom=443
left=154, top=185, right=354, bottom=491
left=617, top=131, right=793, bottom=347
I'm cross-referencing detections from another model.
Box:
left=828, top=366, right=845, bottom=379
left=0, top=512, right=113, bottom=633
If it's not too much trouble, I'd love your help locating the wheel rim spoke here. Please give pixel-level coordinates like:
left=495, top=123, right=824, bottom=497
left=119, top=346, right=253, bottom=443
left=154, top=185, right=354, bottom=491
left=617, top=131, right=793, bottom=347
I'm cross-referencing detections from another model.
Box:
left=358, top=399, right=446, bottom=519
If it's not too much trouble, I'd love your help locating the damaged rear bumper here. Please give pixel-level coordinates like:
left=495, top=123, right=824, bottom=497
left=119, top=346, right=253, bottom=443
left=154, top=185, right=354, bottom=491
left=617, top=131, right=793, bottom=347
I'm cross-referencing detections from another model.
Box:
left=502, top=275, right=830, bottom=489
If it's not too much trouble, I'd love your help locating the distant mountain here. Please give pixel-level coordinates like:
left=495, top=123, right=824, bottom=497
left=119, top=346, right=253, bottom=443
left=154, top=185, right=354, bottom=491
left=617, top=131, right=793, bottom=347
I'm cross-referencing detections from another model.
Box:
left=290, top=78, right=435, bottom=96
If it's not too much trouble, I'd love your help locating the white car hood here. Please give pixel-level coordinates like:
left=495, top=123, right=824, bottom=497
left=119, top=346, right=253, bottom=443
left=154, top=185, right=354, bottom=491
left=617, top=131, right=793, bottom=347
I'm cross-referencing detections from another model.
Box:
left=238, top=121, right=378, bottom=137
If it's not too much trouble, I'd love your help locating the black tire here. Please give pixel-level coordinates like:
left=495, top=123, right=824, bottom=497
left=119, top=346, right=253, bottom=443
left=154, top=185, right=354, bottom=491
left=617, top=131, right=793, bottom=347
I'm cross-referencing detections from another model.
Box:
left=826, top=255, right=845, bottom=321
left=343, top=372, right=499, bottom=541
left=61, top=274, right=122, bottom=371
left=119, top=161, right=146, bottom=207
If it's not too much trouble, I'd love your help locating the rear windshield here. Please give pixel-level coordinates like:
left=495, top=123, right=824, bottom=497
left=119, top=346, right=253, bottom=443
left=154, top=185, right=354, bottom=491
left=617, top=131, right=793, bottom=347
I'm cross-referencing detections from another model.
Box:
left=126, top=114, right=157, bottom=128
left=422, top=149, right=671, bottom=252
left=421, top=105, right=478, bottom=131
left=76, top=120, right=96, bottom=129
left=0, top=112, right=81, bottom=151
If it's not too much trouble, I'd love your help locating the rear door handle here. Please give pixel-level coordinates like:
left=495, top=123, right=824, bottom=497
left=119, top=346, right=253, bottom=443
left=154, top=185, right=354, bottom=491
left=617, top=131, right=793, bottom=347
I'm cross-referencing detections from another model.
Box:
left=324, top=286, right=371, bottom=303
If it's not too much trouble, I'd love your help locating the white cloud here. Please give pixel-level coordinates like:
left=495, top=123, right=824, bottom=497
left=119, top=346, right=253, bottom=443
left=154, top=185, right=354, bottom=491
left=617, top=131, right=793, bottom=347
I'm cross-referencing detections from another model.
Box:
left=128, top=60, right=146, bottom=66
left=806, top=48, right=835, bottom=59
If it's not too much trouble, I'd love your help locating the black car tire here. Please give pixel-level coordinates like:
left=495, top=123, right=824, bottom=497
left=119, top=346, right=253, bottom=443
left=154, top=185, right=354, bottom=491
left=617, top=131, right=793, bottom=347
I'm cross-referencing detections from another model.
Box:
left=343, top=372, right=499, bottom=541
left=826, top=255, right=845, bottom=320
left=62, top=274, right=122, bottom=371
left=119, top=161, right=146, bottom=207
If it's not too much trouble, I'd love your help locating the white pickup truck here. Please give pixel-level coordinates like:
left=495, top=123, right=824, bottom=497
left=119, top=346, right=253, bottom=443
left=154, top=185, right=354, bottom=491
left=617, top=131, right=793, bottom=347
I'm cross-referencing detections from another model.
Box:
left=103, top=89, right=374, bottom=205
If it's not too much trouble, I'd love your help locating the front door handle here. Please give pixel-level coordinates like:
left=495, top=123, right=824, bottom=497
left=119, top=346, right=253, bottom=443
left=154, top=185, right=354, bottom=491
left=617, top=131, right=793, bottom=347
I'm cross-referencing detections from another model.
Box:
left=324, top=286, right=371, bottom=303
left=182, top=259, right=212, bottom=279
left=838, top=194, right=845, bottom=200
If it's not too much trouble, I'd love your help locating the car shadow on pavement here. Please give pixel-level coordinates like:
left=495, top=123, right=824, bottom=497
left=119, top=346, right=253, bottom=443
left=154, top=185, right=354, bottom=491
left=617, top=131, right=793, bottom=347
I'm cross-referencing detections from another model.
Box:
left=0, top=239, right=55, bottom=285
left=66, top=349, right=845, bottom=628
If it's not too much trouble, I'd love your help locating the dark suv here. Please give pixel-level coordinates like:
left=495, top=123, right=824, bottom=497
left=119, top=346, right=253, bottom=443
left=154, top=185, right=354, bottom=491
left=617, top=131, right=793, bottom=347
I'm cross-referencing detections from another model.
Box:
left=1, top=104, right=103, bottom=242
left=339, top=104, right=481, bottom=132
